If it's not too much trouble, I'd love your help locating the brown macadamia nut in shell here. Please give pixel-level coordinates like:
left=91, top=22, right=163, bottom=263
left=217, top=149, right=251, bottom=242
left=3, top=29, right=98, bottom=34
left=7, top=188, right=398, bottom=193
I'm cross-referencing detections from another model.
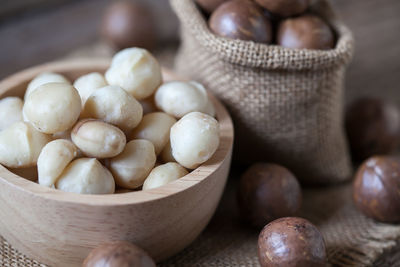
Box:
left=277, top=14, right=335, bottom=50
left=209, top=0, right=272, bottom=43
left=345, top=97, right=400, bottom=162
left=83, top=241, right=155, bottom=267
left=254, top=0, right=311, bottom=17
left=237, top=163, right=302, bottom=228
left=353, top=156, right=400, bottom=223
left=258, top=217, right=326, bottom=267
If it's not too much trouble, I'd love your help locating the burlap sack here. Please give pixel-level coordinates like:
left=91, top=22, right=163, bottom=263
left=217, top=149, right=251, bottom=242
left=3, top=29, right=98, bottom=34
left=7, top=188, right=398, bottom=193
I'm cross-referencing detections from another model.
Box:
left=170, top=0, right=354, bottom=185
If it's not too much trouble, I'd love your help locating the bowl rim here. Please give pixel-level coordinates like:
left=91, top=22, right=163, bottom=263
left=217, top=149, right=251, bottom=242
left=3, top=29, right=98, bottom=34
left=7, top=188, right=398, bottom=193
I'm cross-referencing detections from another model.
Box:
left=0, top=59, right=234, bottom=206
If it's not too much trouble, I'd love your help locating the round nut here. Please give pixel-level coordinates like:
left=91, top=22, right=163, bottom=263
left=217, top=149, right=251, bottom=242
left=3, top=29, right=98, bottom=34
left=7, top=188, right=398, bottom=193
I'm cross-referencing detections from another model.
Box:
left=71, top=119, right=126, bottom=159
left=353, top=156, right=400, bottom=223
left=254, top=0, right=311, bottom=17
left=258, top=217, right=326, bottom=267
left=83, top=241, right=156, bottom=267
left=170, top=112, right=220, bottom=169
left=0, top=121, right=51, bottom=168
left=56, top=158, right=115, bottom=194
left=160, top=140, right=175, bottom=163
left=105, top=48, right=162, bottom=100
left=143, top=162, right=188, bottom=190
left=81, top=85, right=143, bottom=132
left=23, top=82, right=82, bottom=134
left=277, top=14, right=335, bottom=50
left=130, top=112, right=176, bottom=155
left=209, top=0, right=272, bottom=43
left=155, top=81, right=208, bottom=119
left=237, top=163, right=302, bottom=228
left=73, top=72, right=107, bottom=105
left=0, top=97, right=23, bottom=131
left=195, top=0, right=228, bottom=13
left=25, top=72, right=70, bottom=100
left=38, top=139, right=78, bottom=187
left=109, top=139, right=156, bottom=189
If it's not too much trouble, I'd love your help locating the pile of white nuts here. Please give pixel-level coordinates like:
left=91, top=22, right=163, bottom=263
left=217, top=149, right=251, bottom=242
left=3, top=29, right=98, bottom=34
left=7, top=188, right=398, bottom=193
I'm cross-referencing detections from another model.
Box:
left=0, top=48, right=220, bottom=194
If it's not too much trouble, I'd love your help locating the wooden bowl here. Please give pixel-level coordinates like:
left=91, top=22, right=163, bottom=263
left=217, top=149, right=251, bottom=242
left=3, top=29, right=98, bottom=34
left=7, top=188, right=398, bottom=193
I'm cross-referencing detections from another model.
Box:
left=0, top=60, right=234, bottom=267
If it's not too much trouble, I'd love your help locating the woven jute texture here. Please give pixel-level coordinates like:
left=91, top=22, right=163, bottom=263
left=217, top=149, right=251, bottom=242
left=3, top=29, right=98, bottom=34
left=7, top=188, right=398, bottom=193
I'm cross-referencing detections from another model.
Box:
left=171, top=0, right=354, bottom=185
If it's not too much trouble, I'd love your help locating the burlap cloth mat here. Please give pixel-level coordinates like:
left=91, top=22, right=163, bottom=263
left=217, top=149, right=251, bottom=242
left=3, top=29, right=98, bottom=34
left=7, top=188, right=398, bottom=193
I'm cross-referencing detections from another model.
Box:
left=1, top=43, right=399, bottom=266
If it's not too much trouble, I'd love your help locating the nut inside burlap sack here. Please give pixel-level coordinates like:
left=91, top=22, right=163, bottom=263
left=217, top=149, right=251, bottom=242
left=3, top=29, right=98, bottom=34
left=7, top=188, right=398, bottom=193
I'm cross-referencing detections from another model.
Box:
left=170, top=0, right=354, bottom=185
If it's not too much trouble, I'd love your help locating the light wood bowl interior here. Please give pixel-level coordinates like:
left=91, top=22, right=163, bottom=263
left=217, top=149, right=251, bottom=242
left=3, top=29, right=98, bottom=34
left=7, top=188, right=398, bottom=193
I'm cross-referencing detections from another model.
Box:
left=0, top=60, right=234, bottom=267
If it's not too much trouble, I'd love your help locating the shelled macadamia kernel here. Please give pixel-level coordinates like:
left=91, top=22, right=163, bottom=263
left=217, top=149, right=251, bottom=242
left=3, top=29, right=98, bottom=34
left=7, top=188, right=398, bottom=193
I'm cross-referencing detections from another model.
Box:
left=56, top=158, right=115, bottom=194
left=38, top=139, right=78, bottom=187
left=73, top=72, right=107, bottom=105
left=105, top=48, right=162, bottom=100
left=130, top=112, right=176, bottom=155
left=0, top=97, right=23, bottom=131
left=81, top=85, right=143, bottom=132
left=25, top=72, right=70, bottom=99
left=170, top=112, right=220, bottom=169
left=143, top=162, right=188, bottom=190
left=23, top=82, right=81, bottom=134
left=160, top=140, right=175, bottom=163
left=109, top=139, right=156, bottom=189
left=71, top=119, right=126, bottom=158
left=0, top=121, right=51, bottom=168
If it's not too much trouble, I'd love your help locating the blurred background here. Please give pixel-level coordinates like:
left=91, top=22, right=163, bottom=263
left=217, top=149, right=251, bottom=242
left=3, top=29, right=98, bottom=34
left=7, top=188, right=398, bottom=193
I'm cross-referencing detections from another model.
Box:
left=0, top=0, right=399, bottom=106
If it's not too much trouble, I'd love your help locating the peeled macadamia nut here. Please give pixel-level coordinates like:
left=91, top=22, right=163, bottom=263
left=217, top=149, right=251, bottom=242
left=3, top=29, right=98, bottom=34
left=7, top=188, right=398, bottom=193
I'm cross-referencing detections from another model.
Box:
left=258, top=217, right=326, bottom=267
left=238, top=163, right=302, bottom=228
left=105, top=48, right=162, bottom=100
left=37, top=139, right=78, bottom=187
left=56, top=158, right=115, bottom=194
left=25, top=72, right=70, bottom=99
left=0, top=121, right=51, bottom=168
left=160, top=140, right=175, bottom=163
left=170, top=112, right=220, bottom=169
left=109, top=139, right=156, bottom=189
left=130, top=112, right=176, bottom=155
left=143, top=162, right=188, bottom=190
left=73, top=72, right=107, bottom=105
left=209, top=0, right=272, bottom=43
left=277, top=14, right=335, bottom=50
left=82, top=85, right=143, bottom=132
left=353, top=156, right=400, bottom=223
left=71, top=119, right=126, bottom=158
left=83, top=241, right=156, bottom=267
left=155, top=81, right=209, bottom=118
left=254, top=0, right=311, bottom=17
left=23, top=83, right=82, bottom=134
left=0, top=97, right=23, bottom=131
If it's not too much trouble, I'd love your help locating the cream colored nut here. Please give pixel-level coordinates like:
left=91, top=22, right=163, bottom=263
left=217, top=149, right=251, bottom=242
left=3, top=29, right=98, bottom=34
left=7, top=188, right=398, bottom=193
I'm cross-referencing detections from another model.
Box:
left=23, top=82, right=82, bottom=134
left=0, top=121, right=51, bottom=168
left=81, top=85, right=143, bottom=132
left=25, top=72, right=70, bottom=99
left=56, top=158, right=115, bottom=194
left=160, top=140, right=175, bottom=163
left=105, top=48, right=162, bottom=100
left=8, top=166, right=38, bottom=181
left=140, top=97, right=158, bottom=115
left=199, top=99, right=216, bottom=117
left=109, top=139, right=156, bottom=189
left=71, top=119, right=126, bottom=158
left=0, top=97, right=23, bottom=131
left=154, top=81, right=208, bottom=118
left=143, top=162, right=188, bottom=190
left=170, top=112, right=220, bottom=169
left=37, top=139, right=78, bottom=187
left=130, top=112, right=176, bottom=155
left=73, top=72, right=107, bottom=105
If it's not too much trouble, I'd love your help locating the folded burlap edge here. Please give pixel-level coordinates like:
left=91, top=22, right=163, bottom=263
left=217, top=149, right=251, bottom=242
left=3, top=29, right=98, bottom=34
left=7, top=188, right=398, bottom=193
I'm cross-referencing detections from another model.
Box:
left=170, top=0, right=354, bottom=71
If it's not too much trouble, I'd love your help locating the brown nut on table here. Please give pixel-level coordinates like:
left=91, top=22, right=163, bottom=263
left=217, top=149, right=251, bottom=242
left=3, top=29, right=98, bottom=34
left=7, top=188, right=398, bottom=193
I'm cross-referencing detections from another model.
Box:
left=83, top=241, right=156, bottom=267
left=345, top=97, right=400, bottom=162
left=195, top=0, right=228, bottom=14
left=277, top=14, right=335, bottom=50
left=258, top=217, right=327, bottom=267
left=209, top=0, right=272, bottom=43
left=237, top=163, right=302, bottom=228
left=353, top=156, right=400, bottom=223
left=254, top=0, right=311, bottom=17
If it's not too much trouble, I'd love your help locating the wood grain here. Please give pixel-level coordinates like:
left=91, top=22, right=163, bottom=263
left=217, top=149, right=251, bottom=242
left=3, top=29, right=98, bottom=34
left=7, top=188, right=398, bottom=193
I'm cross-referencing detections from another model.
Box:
left=0, top=60, right=234, bottom=267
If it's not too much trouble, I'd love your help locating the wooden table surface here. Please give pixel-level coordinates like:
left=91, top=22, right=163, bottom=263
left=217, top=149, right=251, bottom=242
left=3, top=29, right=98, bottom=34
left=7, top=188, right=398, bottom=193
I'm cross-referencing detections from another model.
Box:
left=0, top=0, right=399, bottom=266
